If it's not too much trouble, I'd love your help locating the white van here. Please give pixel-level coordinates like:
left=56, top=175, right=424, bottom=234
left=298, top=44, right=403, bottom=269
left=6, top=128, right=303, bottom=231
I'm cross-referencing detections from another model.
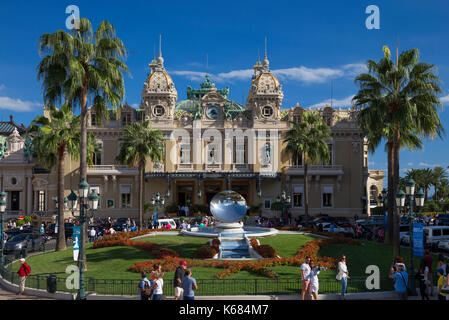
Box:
left=424, top=226, right=449, bottom=248
left=155, top=219, right=177, bottom=230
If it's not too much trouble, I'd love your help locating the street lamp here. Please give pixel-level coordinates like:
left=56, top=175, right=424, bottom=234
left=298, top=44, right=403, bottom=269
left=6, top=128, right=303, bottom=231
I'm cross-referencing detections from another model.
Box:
left=67, top=178, right=92, bottom=300
left=151, top=193, right=165, bottom=229
left=395, top=178, right=424, bottom=297
left=0, top=191, right=7, bottom=269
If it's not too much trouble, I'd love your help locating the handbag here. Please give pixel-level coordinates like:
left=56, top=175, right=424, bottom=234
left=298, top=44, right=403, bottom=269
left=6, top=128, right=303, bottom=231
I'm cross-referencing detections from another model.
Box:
left=399, top=272, right=412, bottom=296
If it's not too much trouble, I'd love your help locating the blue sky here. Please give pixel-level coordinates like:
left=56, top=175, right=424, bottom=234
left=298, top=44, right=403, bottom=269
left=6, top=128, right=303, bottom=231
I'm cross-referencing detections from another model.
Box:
left=0, top=0, right=448, bottom=179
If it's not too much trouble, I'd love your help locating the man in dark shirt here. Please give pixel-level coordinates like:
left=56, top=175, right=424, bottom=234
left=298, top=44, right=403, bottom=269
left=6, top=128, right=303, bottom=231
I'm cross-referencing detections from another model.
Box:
left=174, top=260, right=187, bottom=300
left=423, top=250, right=433, bottom=295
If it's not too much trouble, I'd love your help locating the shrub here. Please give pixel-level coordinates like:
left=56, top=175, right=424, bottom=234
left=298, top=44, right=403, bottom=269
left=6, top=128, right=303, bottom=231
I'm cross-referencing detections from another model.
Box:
left=195, top=245, right=217, bottom=259
left=165, top=203, right=179, bottom=214
left=211, top=238, right=220, bottom=251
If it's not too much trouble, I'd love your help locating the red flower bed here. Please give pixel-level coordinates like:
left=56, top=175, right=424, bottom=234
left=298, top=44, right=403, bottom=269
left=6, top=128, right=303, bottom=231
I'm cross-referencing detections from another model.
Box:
left=195, top=245, right=218, bottom=259
left=97, top=229, right=362, bottom=280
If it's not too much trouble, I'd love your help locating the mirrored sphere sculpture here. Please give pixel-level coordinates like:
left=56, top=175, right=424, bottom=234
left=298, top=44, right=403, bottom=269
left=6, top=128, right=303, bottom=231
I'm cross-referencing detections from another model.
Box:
left=210, top=191, right=247, bottom=223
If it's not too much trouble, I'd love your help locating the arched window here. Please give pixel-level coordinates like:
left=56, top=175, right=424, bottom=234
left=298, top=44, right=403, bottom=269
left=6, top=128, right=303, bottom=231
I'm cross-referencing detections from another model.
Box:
left=370, top=185, right=379, bottom=205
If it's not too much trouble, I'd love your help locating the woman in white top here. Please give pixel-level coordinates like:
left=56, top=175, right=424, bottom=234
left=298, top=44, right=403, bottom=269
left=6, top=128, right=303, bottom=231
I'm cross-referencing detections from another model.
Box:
left=307, top=260, right=326, bottom=300
left=336, top=255, right=350, bottom=300
left=152, top=272, right=164, bottom=300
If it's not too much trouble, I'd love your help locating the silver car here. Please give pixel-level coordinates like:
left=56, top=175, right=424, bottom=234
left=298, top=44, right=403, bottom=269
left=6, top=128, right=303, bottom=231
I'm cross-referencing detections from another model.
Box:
left=3, top=233, right=43, bottom=255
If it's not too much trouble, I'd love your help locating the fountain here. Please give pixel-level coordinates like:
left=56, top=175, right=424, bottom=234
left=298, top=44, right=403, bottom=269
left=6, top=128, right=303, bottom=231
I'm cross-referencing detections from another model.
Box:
left=180, top=190, right=278, bottom=259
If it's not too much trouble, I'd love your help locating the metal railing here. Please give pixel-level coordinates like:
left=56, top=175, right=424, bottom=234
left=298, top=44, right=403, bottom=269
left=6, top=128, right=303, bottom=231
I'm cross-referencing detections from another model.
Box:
left=0, top=262, right=401, bottom=297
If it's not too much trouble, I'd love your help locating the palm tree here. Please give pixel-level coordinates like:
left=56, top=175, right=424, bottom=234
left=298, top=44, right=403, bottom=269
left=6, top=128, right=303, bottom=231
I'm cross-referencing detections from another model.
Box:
left=437, top=179, right=449, bottom=201
left=38, top=18, right=130, bottom=269
left=37, top=17, right=130, bottom=185
left=116, top=121, right=164, bottom=229
left=431, top=166, right=448, bottom=201
left=284, top=112, right=331, bottom=227
left=353, top=46, right=444, bottom=258
left=28, top=105, right=81, bottom=251
left=421, top=168, right=434, bottom=203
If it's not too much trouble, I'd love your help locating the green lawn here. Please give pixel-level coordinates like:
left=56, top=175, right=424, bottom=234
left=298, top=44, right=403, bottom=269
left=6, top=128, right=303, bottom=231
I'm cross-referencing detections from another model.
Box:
left=7, top=233, right=439, bottom=295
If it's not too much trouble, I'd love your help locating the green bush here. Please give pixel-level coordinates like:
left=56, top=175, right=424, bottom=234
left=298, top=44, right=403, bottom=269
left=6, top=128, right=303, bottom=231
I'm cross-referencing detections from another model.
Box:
left=165, top=203, right=178, bottom=213
left=370, top=207, right=385, bottom=216
left=23, top=216, right=32, bottom=223
left=16, top=220, right=25, bottom=227
left=270, top=202, right=283, bottom=212
left=249, top=204, right=262, bottom=213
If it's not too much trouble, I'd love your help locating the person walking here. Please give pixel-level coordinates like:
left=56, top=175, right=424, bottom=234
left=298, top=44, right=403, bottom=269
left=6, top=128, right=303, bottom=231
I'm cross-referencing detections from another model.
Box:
left=389, top=263, right=408, bottom=300
left=437, top=254, right=446, bottom=276
left=336, top=255, right=349, bottom=300
left=174, top=261, right=187, bottom=300
left=300, top=256, right=311, bottom=300
left=17, top=258, right=31, bottom=295
left=137, top=272, right=152, bottom=301
left=181, top=269, right=197, bottom=301
left=437, top=267, right=448, bottom=301
left=423, top=250, right=433, bottom=296
left=416, top=260, right=430, bottom=300
left=152, top=272, right=164, bottom=300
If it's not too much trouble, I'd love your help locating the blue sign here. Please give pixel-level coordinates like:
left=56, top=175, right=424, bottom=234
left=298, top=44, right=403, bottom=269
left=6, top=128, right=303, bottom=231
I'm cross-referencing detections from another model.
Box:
left=413, top=222, right=424, bottom=258
left=153, top=211, right=158, bottom=225
left=73, top=226, right=81, bottom=261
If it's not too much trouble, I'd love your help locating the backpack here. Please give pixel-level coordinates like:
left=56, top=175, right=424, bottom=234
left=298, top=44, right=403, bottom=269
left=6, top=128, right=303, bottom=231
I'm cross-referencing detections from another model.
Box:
left=142, top=279, right=152, bottom=296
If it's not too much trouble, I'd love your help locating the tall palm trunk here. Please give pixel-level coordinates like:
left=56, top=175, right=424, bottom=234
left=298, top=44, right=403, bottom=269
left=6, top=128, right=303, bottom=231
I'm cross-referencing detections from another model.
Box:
left=80, top=80, right=88, bottom=271
left=385, top=141, right=394, bottom=245
left=392, top=126, right=401, bottom=258
left=56, top=145, right=67, bottom=251
left=138, top=164, right=144, bottom=230
left=304, top=162, right=309, bottom=228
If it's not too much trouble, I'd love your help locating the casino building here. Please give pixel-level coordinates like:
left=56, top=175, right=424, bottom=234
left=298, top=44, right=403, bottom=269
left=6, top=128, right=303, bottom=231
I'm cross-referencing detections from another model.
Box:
left=2, top=47, right=384, bottom=220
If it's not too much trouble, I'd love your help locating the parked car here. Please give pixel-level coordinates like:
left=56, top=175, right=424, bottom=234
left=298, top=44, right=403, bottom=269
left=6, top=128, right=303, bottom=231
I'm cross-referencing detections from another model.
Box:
left=3, top=233, right=44, bottom=255
left=155, top=219, right=177, bottom=230
left=399, top=225, right=411, bottom=244
left=401, top=226, right=449, bottom=248
left=47, top=223, right=74, bottom=239
left=320, top=222, right=355, bottom=237
left=437, top=239, right=449, bottom=252
left=437, top=215, right=449, bottom=226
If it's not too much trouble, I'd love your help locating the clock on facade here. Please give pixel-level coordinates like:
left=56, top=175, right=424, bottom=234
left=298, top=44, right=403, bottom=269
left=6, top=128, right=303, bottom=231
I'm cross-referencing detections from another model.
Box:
left=206, top=104, right=220, bottom=120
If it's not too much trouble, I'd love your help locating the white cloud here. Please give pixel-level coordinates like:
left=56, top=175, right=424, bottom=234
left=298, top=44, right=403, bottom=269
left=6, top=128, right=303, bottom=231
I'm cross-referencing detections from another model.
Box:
left=131, top=103, right=139, bottom=109
left=441, top=94, right=449, bottom=105
left=0, top=96, right=42, bottom=112
left=310, top=94, right=356, bottom=109
left=170, top=70, right=208, bottom=82
left=170, top=63, right=367, bottom=85
left=0, top=85, right=5, bottom=91
left=407, top=162, right=414, bottom=167
left=418, top=162, right=441, bottom=168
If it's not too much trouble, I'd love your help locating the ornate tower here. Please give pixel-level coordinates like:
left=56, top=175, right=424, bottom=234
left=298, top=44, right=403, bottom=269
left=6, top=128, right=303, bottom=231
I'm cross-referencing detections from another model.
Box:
left=141, top=35, right=178, bottom=122
left=246, top=39, right=284, bottom=121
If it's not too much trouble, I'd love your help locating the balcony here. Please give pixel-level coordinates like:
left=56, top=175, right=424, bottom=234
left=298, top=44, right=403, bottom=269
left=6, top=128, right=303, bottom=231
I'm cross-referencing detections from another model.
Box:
left=286, top=165, right=344, bottom=176
left=87, top=165, right=138, bottom=175
left=205, top=163, right=223, bottom=171
left=232, top=164, right=250, bottom=172
left=175, top=163, right=194, bottom=172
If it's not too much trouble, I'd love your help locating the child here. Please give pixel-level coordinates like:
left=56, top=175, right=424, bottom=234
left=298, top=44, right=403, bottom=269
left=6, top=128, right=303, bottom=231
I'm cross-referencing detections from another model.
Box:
left=308, top=260, right=326, bottom=300
left=152, top=272, right=164, bottom=300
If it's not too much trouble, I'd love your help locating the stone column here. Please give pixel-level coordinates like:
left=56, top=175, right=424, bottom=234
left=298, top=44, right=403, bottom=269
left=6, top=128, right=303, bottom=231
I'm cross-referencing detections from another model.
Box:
left=27, top=177, right=32, bottom=215
left=104, top=175, right=109, bottom=193
left=34, top=190, right=38, bottom=212
left=112, top=176, right=117, bottom=193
